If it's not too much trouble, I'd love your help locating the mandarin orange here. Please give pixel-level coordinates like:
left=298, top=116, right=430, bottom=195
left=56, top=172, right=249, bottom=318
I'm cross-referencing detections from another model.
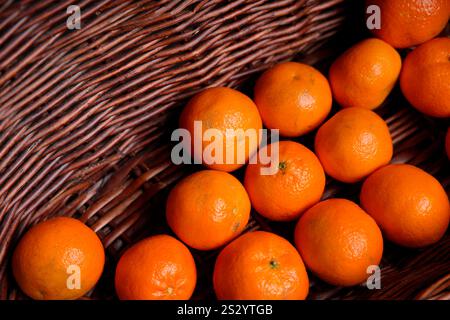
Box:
left=360, top=164, right=450, bottom=248
left=12, top=217, right=105, bottom=300
left=314, top=107, right=393, bottom=183
left=244, top=141, right=325, bottom=221
left=179, top=87, right=262, bottom=172
left=367, top=0, right=450, bottom=48
left=166, top=170, right=250, bottom=250
left=254, top=62, right=332, bottom=137
left=214, top=231, right=309, bottom=300
left=329, top=38, right=401, bottom=110
left=115, top=235, right=196, bottom=300
left=400, top=37, right=450, bottom=118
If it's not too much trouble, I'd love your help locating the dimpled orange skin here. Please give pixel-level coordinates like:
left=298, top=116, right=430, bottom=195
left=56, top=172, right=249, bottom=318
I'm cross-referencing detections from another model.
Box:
left=115, top=235, right=197, bottom=300
left=166, top=170, right=250, bottom=250
left=12, top=217, right=105, bottom=300
left=360, top=164, right=450, bottom=248
left=329, top=38, right=401, bottom=110
left=446, top=128, right=450, bottom=159
left=179, top=87, right=262, bottom=172
left=294, top=199, right=383, bottom=287
left=244, top=141, right=325, bottom=221
left=400, top=37, right=450, bottom=118
left=213, top=231, right=309, bottom=300
left=254, top=62, right=332, bottom=137
left=367, top=0, right=450, bottom=48
left=314, top=107, right=393, bottom=183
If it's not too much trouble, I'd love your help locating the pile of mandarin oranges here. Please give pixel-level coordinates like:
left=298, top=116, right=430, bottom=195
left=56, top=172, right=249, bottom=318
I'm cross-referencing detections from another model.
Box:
left=11, top=0, right=450, bottom=300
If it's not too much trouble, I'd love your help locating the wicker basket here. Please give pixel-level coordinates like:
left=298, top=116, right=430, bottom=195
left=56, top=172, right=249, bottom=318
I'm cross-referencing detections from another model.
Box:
left=0, top=0, right=448, bottom=300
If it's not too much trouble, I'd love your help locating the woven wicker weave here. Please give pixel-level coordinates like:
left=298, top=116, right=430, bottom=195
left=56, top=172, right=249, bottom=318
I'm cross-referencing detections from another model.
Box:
left=0, top=0, right=448, bottom=300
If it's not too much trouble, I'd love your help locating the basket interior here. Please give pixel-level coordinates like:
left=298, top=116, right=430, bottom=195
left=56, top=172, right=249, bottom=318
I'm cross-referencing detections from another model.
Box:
left=0, top=0, right=448, bottom=300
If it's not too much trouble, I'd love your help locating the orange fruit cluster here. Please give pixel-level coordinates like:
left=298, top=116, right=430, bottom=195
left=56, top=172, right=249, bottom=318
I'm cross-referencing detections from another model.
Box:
left=11, top=2, right=449, bottom=301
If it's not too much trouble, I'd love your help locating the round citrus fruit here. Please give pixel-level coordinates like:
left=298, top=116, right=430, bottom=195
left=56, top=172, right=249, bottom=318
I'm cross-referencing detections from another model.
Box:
left=294, top=199, right=383, bottom=286
left=314, top=107, right=393, bottom=183
left=367, top=0, right=450, bottom=48
left=12, top=217, right=105, bottom=300
left=213, top=231, right=309, bottom=300
left=179, top=87, right=262, bottom=172
left=115, top=235, right=196, bottom=300
left=254, top=62, right=332, bottom=137
left=166, top=170, right=250, bottom=250
left=400, top=37, right=450, bottom=118
left=360, top=164, right=450, bottom=248
left=329, top=38, right=401, bottom=110
left=244, top=140, right=325, bottom=221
